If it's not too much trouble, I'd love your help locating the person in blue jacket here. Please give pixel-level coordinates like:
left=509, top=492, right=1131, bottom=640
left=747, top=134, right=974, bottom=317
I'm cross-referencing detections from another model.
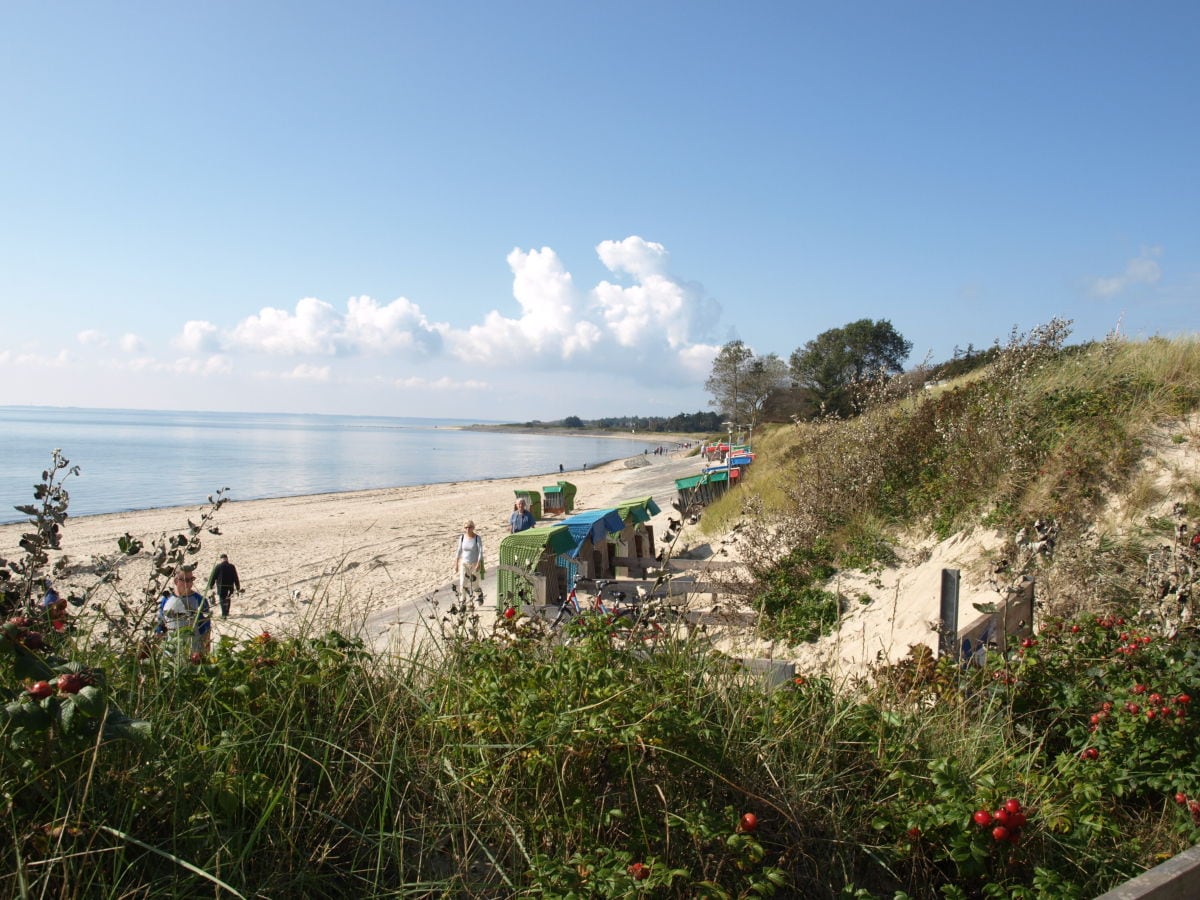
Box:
left=509, top=498, right=535, bottom=533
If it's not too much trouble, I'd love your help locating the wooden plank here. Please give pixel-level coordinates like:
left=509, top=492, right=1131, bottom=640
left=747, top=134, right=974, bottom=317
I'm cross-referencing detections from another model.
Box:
left=612, top=556, right=663, bottom=569
left=1093, top=842, right=1200, bottom=899
left=663, top=558, right=740, bottom=571
left=635, top=582, right=721, bottom=599
left=612, top=556, right=741, bottom=572
left=660, top=582, right=721, bottom=596
left=599, top=576, right=720, bottom=594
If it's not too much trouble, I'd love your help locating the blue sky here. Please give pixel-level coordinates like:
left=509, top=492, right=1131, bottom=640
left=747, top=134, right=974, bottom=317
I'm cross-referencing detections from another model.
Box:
left=1, top=2, right=1196, bottom=421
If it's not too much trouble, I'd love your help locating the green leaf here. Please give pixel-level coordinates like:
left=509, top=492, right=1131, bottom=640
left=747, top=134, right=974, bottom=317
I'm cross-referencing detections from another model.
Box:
left=103, top=714, right=152, bottom=742
left=4, top=698, right=51, bottom=729
left=73, top=685, right=104, bottom=716
left=59, top=697, right=78, bottom=733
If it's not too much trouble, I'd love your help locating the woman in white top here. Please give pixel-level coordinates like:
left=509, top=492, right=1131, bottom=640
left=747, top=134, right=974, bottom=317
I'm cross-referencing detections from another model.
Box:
left=453, top=520, right=484, bottom=596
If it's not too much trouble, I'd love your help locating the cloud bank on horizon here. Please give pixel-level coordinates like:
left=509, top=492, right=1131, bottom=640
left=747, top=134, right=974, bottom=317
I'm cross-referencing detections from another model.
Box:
left=179, top=235, right=721, bottom=384
left=10, top=236, right=727, bottom=419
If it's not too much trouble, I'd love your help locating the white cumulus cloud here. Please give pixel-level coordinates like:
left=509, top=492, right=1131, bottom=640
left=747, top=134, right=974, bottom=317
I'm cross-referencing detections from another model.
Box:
left=60, top=236, right=724, bottom=400
left=175, top=320, right=222, bottom=354
left=77, top=329, right=107, bottom=347
left=342, top=296, right=444, bottom=355
left=1089, top=246, right=1163, bottom=298
left=446, top=237, right=721, bottom=380
left=589, top=237, right=722, bottom=360
left=393, top=375, right=489, bottom=390
left=118, top=333, right=145, bottom=353
left=110, top=353, right=230, bottom=376
left=231, top=298, right=340, bottom=355
left=281, top=363, right=331, bottom=381
left=448, top=246, right=603, bottom=364
left=593, top=274, right=691, bottom=349
left=229, top=296, right=444, bottom=357
left=596, top=236, right=669, bottom=280
left=677, top=342, right=723, bottom=381
left=0, top=348, right=71, bottom=368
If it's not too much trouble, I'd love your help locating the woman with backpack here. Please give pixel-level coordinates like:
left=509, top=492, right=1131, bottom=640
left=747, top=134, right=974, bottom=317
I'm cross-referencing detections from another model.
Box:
left=453, top=520, right=485, bottom=599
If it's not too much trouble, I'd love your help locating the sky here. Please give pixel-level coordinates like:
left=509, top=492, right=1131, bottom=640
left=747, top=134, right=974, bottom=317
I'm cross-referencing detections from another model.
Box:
left=1, top=2, right=1197, bottom=422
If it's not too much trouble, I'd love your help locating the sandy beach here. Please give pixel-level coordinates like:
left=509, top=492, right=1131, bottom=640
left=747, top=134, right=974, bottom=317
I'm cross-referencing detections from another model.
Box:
left=3, top=443, right=1023, bottom=680
left=1, top=450, right=706, bottom=653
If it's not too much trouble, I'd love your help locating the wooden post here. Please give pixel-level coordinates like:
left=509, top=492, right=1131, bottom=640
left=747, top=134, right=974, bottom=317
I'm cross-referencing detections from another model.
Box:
left=939, top=568, right=961, bottom=659
left=617, top=524, right=635, bottom=577
left=598, top=538, right=614, bottom=578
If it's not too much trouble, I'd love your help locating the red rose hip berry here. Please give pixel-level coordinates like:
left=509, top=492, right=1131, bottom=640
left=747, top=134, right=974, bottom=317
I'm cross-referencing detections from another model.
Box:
left=55, top=673, right=85, bottom=695
left=27, top=680, right=53, bottom=700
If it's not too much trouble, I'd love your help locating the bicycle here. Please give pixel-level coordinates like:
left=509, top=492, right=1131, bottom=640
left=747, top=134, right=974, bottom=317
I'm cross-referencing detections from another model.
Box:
left=546, top=579, right=691, bottom=648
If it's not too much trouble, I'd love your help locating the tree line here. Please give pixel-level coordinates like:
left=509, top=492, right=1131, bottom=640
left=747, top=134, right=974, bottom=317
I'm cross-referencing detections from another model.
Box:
left=705, top=318, right=917, bottom=424
left=520, top=318, right=1001, bottom=433
left=704, top=319, right=1005, bottom=425
left=520, top=411, right=726, bottom=434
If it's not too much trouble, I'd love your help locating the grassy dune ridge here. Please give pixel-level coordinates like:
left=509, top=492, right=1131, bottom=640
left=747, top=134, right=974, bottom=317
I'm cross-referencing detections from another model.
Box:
left=2, top=324, right=1200, bottom=897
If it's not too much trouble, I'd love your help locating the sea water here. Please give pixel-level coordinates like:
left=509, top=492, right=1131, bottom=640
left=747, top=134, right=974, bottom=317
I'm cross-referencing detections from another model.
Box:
left=0, top=407, right=664, bottom=524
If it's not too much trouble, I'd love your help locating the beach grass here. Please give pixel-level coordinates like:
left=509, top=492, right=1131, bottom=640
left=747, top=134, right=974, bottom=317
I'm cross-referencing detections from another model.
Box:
left=4, top=592, right=1198, bottom=898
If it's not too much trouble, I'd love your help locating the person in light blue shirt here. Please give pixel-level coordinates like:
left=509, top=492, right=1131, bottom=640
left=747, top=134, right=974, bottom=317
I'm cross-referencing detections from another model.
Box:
left=509, top=498, right=535, bottom=533
left=156, top=568, right=212, bottom=655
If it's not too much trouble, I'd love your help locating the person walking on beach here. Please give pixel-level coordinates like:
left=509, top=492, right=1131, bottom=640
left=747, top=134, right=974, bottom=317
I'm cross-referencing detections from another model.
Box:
left=156, top=567, right=212, bottom=655
left=510, top=498, right=535, bottom=534
left=454, top=520, right=485, bottom=599
left=206, top=553, right=241, bottom=618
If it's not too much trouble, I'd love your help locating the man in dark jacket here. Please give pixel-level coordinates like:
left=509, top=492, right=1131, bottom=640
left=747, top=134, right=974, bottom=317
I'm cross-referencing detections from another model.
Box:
left=207, top=553, right=242, bottom=618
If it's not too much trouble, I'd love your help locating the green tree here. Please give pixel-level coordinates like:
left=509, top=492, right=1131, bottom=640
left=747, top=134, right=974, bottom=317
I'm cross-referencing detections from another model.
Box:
left=742, top=353, right=790, bottom=425
left=562, top=415, right=584, bottom=428
left=705, top=340, right=755, bottom=424
left=789, top=319, right=912, bottom=416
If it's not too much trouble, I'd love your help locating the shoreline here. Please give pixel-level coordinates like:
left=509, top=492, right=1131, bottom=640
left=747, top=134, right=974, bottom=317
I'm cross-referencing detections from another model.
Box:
left=0, top=441, right=699, bottom=529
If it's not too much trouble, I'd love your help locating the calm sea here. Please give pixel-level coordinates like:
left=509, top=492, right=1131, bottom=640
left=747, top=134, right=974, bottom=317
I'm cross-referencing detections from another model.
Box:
left=0, top=407, right=664, bottom=524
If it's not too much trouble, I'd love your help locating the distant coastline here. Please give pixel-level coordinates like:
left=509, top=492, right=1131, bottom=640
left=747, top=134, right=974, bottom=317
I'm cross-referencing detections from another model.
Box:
left=461, top=423, right=700, bottom=442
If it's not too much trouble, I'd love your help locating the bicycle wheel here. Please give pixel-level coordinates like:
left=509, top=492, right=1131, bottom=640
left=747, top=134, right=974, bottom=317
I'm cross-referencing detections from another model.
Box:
left=647, top=606, right=693, bottom=641
left=611, top=606, right=690, bottom=649
left=546, top=604, right=578, bottom=646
